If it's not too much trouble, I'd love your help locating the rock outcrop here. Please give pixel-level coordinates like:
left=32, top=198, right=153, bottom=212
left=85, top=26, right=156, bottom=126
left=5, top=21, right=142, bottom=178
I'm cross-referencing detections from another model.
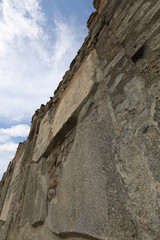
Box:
left=0, top=0, right=160, bottom=239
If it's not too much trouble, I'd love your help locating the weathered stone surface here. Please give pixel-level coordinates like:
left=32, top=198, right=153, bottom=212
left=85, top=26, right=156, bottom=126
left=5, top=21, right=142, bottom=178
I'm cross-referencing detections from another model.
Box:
left=21, top=168, right=47, bottom=227
left=0, top=188, right=13, bottom=222
left=0, top=0, right=160, bottom=239
left=94, top=0, right=109, bottom=13
left=10, top=148, right=25, bottom=185
left=33, top=50, right=98, bottom=162
left=50, top=50, right=98, bottom=138
left=48, top=83, right=134, bottom=240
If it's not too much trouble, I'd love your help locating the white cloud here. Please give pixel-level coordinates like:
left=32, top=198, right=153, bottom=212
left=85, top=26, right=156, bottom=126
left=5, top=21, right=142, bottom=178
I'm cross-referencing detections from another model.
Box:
left=0, top=142, right=18, bottom=152
left=0, top=134, right=10, bottom=143
left=0, top=124, right=30, bottom=137
left=0, top=0, right=45, bottom=55
left=0, top=150, right=17, bottom=180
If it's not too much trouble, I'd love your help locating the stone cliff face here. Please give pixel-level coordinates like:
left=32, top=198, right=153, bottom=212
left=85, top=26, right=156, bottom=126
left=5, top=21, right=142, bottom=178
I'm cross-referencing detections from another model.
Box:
left=0, top=0, right=160, bottom=239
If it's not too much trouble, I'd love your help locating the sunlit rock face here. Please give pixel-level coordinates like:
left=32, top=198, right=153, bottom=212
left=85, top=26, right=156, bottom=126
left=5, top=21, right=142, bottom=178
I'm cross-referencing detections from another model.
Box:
left=0, top=0, right=160, bottom=239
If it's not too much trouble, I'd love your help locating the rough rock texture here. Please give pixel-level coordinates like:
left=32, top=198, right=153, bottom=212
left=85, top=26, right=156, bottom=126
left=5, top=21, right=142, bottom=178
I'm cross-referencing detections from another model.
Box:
left=0, top=0, right=160, bottom=239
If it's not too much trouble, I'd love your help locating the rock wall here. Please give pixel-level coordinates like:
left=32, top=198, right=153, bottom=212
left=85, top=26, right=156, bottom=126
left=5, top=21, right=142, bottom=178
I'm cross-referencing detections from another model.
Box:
left=0, top=0, right=160, bottom=239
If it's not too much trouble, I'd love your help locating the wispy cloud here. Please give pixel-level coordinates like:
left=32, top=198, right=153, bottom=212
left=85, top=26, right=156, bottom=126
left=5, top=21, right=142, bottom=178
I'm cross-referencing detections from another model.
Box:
left=0, top=142, right=18, bottom=152
left=0, top=124, right=30, bottom=137
left=0, top=0, right=45, bottom=55
left=0, top=134, right=10, bottom=143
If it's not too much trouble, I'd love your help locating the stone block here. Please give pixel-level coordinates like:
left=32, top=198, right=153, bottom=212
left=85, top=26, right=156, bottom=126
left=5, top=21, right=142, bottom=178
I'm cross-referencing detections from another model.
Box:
left=48, top=84, right=136, bottom=240
left=0, top=187, right=13, bottom=222
left=33, top=50, right=98, bottom=162
left=21, top=170, right=47, bottom=227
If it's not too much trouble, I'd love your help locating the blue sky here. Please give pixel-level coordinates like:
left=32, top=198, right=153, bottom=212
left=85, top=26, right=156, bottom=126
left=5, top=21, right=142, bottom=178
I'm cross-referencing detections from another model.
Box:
left=0, top=0, right=94, bottom=180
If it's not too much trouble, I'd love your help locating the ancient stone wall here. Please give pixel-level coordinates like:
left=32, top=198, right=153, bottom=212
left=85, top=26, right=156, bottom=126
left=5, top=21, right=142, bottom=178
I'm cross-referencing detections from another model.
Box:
left=0, top=0, right=160, bottom=239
